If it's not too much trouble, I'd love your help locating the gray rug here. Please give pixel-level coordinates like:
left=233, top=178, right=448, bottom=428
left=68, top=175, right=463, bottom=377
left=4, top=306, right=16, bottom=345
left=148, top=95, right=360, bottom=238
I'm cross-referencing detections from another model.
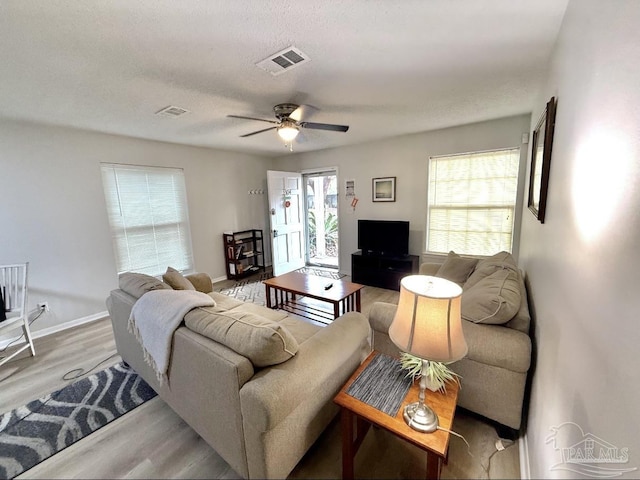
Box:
left=0, top=362, right=157, bottom=479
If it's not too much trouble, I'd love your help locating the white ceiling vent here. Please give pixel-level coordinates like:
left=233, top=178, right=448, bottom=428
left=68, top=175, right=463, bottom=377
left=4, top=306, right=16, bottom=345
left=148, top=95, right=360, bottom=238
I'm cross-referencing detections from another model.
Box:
left=256, top=46, right=310, bottom=76
left=155, top=105, right=190, bottom=118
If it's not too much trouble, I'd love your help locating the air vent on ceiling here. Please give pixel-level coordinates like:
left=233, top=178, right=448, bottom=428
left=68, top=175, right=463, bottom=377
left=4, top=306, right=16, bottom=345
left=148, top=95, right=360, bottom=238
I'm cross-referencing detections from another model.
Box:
left=255, top=46, right=310, bottom=76
left=155, top=105, right=190, bottom=118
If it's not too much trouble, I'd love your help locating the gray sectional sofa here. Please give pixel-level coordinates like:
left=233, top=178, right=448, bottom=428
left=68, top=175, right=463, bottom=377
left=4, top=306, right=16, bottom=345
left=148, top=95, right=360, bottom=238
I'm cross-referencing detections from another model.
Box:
left=107, top=270, right=371, bottom=479
left=369, top=251, right=532, bottom=431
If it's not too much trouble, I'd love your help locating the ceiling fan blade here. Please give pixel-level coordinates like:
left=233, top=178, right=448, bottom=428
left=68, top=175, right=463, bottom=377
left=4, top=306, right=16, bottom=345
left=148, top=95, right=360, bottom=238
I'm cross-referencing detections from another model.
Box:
left=240, top=126, right=277, bottom=138
left=300, top=122, right=349, bottom=132
left=289, top=104, right=317, bottom=122
left=227, top=114, right=279, bottom=125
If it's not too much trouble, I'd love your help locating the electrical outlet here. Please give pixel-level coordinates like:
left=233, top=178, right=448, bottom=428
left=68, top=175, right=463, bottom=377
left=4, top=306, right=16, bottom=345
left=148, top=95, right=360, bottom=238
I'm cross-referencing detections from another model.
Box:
left=38, top=301, right=50, bottom=312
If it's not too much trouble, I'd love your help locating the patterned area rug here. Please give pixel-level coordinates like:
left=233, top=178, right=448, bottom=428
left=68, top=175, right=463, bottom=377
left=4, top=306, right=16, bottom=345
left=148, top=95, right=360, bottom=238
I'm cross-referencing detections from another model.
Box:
left=296, top=267, right=345, bottom=279
left=0, top=362, right=157, bottom=479
left=216, top=267, right=345, bottom=304
left=216, top=271, right=272, bottom=305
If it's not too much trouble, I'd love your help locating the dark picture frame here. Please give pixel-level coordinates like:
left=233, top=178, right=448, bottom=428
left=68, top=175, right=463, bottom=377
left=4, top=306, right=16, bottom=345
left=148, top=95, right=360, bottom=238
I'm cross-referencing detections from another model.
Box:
left=372, top=177, right=396, bottom=202
left=528, top=96, right=557, bottom=223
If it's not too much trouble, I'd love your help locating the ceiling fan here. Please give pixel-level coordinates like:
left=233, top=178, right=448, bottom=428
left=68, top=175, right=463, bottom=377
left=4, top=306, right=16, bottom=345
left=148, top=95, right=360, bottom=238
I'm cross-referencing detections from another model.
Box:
left=227, top=103, right=349, bottom=146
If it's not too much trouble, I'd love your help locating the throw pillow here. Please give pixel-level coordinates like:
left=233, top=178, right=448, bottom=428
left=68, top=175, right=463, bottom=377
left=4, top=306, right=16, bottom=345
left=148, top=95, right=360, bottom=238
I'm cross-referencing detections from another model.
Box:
left=163, top=267, right=196, bottom=291
left=461, top=268, right=521, bottom=324
left=435, top=251, right=479, bottom=286
left=464, top=251, right=518, bottom=290
left=119, top=272, right=171, bottom=299
left=184, top=308, right=299, bottom=367
left=185, top=272, right=213, bottom=294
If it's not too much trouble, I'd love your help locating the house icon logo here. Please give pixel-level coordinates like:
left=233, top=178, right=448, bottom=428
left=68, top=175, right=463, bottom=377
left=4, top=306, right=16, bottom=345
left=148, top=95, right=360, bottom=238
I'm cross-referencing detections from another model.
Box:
left=546, top=422, right=637, bottom=478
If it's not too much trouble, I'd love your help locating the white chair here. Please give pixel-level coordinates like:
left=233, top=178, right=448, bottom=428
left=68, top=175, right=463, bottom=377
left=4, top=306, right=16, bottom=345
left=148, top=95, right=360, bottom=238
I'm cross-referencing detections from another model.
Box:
left=0, top=263, right=35, bottom=367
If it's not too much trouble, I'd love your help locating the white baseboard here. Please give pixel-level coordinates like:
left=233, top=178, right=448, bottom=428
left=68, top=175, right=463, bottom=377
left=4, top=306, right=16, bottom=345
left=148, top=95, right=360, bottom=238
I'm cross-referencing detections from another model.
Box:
left=211, top=274, right=227, bottom=284
left=519, top=432, right=531, bottom=479
left=0, top=311, right=108, bottom=349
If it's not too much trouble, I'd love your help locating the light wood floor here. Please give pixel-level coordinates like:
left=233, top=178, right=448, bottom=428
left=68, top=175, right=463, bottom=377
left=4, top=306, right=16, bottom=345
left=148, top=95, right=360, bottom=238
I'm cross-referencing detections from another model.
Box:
left=1, top=276, right=520, bottom=479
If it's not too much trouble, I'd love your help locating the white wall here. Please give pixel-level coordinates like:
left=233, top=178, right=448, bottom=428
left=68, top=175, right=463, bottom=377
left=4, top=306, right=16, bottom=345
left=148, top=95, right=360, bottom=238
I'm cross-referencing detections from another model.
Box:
left=273, top=115, right=531, bottom=274
left=519, top=1, right=640, bottom=477
left=0, top=119, right=271, bottom=334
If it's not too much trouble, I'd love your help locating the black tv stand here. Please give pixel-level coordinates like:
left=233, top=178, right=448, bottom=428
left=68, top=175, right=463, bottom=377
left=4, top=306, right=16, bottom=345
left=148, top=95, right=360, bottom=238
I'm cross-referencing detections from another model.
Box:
left=351, top=250, right=419, bottom=291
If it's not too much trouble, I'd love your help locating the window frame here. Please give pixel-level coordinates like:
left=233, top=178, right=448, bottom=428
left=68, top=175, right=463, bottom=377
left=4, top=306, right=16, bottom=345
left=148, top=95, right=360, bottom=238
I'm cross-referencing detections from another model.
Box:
left=101, top=163, right=194, bottom=277
left=425, top=147, right=522, bottom=257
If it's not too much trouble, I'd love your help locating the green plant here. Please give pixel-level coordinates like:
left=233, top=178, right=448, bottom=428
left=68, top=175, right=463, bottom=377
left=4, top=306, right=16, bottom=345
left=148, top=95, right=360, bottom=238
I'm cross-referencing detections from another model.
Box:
left=399, top=352, right=461, bottom=393
left=308, top=211, right=339, bottom=256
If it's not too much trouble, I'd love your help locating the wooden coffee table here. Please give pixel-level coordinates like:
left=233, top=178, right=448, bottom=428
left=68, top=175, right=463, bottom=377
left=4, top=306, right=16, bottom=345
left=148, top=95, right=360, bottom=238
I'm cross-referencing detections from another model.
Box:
left=263, top=271, right=364, bottom=324
left=334, top=351, right=459, bottom=480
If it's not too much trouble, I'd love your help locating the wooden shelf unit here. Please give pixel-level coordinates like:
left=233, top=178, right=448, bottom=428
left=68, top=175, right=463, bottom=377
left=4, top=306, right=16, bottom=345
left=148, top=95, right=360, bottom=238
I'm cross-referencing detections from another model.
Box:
left=223, top=229, right=265, bottom=280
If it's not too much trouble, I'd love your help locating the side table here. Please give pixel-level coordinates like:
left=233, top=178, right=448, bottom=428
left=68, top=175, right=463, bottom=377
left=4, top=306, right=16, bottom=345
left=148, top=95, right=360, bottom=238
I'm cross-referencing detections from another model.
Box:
left=333, top=351, right=459, bottom=480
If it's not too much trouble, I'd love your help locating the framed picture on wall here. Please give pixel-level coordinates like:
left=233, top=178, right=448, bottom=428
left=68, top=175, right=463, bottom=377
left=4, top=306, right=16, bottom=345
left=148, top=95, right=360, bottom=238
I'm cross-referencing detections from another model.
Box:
left=528, top=96, right=557, bottom=223
left=372, top=177, right=396, bottom=202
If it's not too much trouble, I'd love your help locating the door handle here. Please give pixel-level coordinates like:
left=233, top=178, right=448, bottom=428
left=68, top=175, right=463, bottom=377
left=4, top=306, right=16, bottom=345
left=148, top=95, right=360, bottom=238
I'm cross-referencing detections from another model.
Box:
left=273, top=229, right=278, bottom=238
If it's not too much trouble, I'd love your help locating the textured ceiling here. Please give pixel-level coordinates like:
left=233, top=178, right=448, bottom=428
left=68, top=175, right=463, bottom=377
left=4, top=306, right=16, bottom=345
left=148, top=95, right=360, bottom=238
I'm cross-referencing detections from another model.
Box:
left=0, top=1, right=568, bottom=157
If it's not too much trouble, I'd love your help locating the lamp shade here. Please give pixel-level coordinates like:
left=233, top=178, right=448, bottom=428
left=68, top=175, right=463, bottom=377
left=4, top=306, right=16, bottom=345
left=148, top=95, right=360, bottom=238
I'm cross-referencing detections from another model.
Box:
left=389, top=275, right=467, bottom=363
left=277, top=123, right=300, bottom=142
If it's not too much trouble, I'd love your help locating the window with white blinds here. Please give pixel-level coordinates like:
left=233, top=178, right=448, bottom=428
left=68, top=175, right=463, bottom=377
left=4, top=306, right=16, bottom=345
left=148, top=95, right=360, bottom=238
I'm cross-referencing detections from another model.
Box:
left=427, top=148, right=520, bottom=256
left=101, top=163, right=194, bottom=276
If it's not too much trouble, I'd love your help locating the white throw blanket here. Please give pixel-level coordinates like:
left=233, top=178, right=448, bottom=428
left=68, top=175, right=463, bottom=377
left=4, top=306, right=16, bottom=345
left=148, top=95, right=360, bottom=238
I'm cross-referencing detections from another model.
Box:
left=129, top=289, right=215, bottom=383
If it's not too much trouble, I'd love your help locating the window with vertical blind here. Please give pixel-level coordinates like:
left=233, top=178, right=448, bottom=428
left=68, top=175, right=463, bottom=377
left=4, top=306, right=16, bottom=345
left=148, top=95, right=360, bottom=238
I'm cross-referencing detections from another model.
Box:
left=101, top=163, right=194, bottom=276
left=426, top=148, right=520, bottom=256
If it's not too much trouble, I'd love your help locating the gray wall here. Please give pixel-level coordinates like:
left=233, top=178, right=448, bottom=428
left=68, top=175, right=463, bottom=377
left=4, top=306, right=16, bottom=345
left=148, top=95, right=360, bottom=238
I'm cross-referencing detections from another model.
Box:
left=273, top=115, right=532, bottom=273
left=518, top=1, right=640, bottom=477
left=0, top=119, right=271, bottom=334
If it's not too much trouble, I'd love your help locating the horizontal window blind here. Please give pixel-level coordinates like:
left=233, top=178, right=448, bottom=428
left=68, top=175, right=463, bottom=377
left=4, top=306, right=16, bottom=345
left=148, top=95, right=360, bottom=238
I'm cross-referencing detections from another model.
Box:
left=101, top=163, right=194, bottom=276
left=427, top=148, right=520, bottom=256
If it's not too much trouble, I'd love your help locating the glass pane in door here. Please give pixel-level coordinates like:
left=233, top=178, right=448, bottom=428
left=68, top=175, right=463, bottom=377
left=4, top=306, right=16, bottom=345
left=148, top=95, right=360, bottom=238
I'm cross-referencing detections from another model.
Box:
left=305, top=173, right=339, bottom=268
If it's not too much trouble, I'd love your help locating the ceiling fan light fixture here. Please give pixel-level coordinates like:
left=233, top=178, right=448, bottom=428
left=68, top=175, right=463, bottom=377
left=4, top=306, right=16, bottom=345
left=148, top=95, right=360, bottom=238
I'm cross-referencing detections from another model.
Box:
left=277, top=123, right=300, bottom=142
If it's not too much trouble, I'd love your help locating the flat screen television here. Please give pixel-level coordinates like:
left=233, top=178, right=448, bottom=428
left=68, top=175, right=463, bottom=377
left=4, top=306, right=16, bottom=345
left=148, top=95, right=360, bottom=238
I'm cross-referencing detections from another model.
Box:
left=358, top=219, right=410, bottom=256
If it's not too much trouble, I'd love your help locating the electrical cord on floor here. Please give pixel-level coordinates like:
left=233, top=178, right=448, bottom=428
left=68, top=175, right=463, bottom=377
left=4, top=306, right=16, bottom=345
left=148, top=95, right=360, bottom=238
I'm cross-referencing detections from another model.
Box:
left=0, top=306, right=45, bottom=355
left=2, top=352, right=121, bottom=434
left=436, top=426, right=473, bottom=457
left=1, top=305, right=118, bottom=381
left=436, top=426, right=517, bottom=478
left=483, top=437, right=516, bottom=479
left=61, top=352, right=119, bottom=381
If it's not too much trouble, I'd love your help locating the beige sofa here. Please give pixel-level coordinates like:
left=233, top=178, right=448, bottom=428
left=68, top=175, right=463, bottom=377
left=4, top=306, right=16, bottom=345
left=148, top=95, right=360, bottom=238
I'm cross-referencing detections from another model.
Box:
left=369, top=251, right=532, bottom=431
left=106, top=271, right=370, bottom=479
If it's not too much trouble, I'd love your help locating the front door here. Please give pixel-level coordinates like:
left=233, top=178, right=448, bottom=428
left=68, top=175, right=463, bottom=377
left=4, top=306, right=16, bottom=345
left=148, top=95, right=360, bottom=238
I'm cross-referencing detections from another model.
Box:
left=267, top=170, right=305, bottom=276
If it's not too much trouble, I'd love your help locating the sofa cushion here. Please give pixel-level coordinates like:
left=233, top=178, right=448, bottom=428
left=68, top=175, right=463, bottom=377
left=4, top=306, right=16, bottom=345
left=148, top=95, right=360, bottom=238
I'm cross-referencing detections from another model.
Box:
left=462, top=268, right=521, bottom=324
left=232, top=302, right=289, bottom=322
left=184, top=309, right=299, bottom=367
left=118, top=272, right=171, bottom=299
left=279, top=316, right=322, bottom=344
left=464, top=251, right=518, bottom=290
left=460, top=320, right=531, bottom=372
left=163, top=267, right=196, bottom=291
left=185, top=272, right=213, bottom=293
left=435, top=251, right=479, bottom=286
left=208, top=291, right=245, bottom=310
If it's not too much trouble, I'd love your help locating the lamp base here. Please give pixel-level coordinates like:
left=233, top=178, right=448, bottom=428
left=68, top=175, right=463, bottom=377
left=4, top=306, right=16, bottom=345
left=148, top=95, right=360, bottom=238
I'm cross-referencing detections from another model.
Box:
left=403, top=401, right=439, bottom=433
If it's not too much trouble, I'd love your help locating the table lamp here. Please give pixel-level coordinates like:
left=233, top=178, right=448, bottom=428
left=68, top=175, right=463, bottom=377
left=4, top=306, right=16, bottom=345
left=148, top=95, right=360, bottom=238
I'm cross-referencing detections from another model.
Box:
left=389, top=275, right=467, bottom=433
